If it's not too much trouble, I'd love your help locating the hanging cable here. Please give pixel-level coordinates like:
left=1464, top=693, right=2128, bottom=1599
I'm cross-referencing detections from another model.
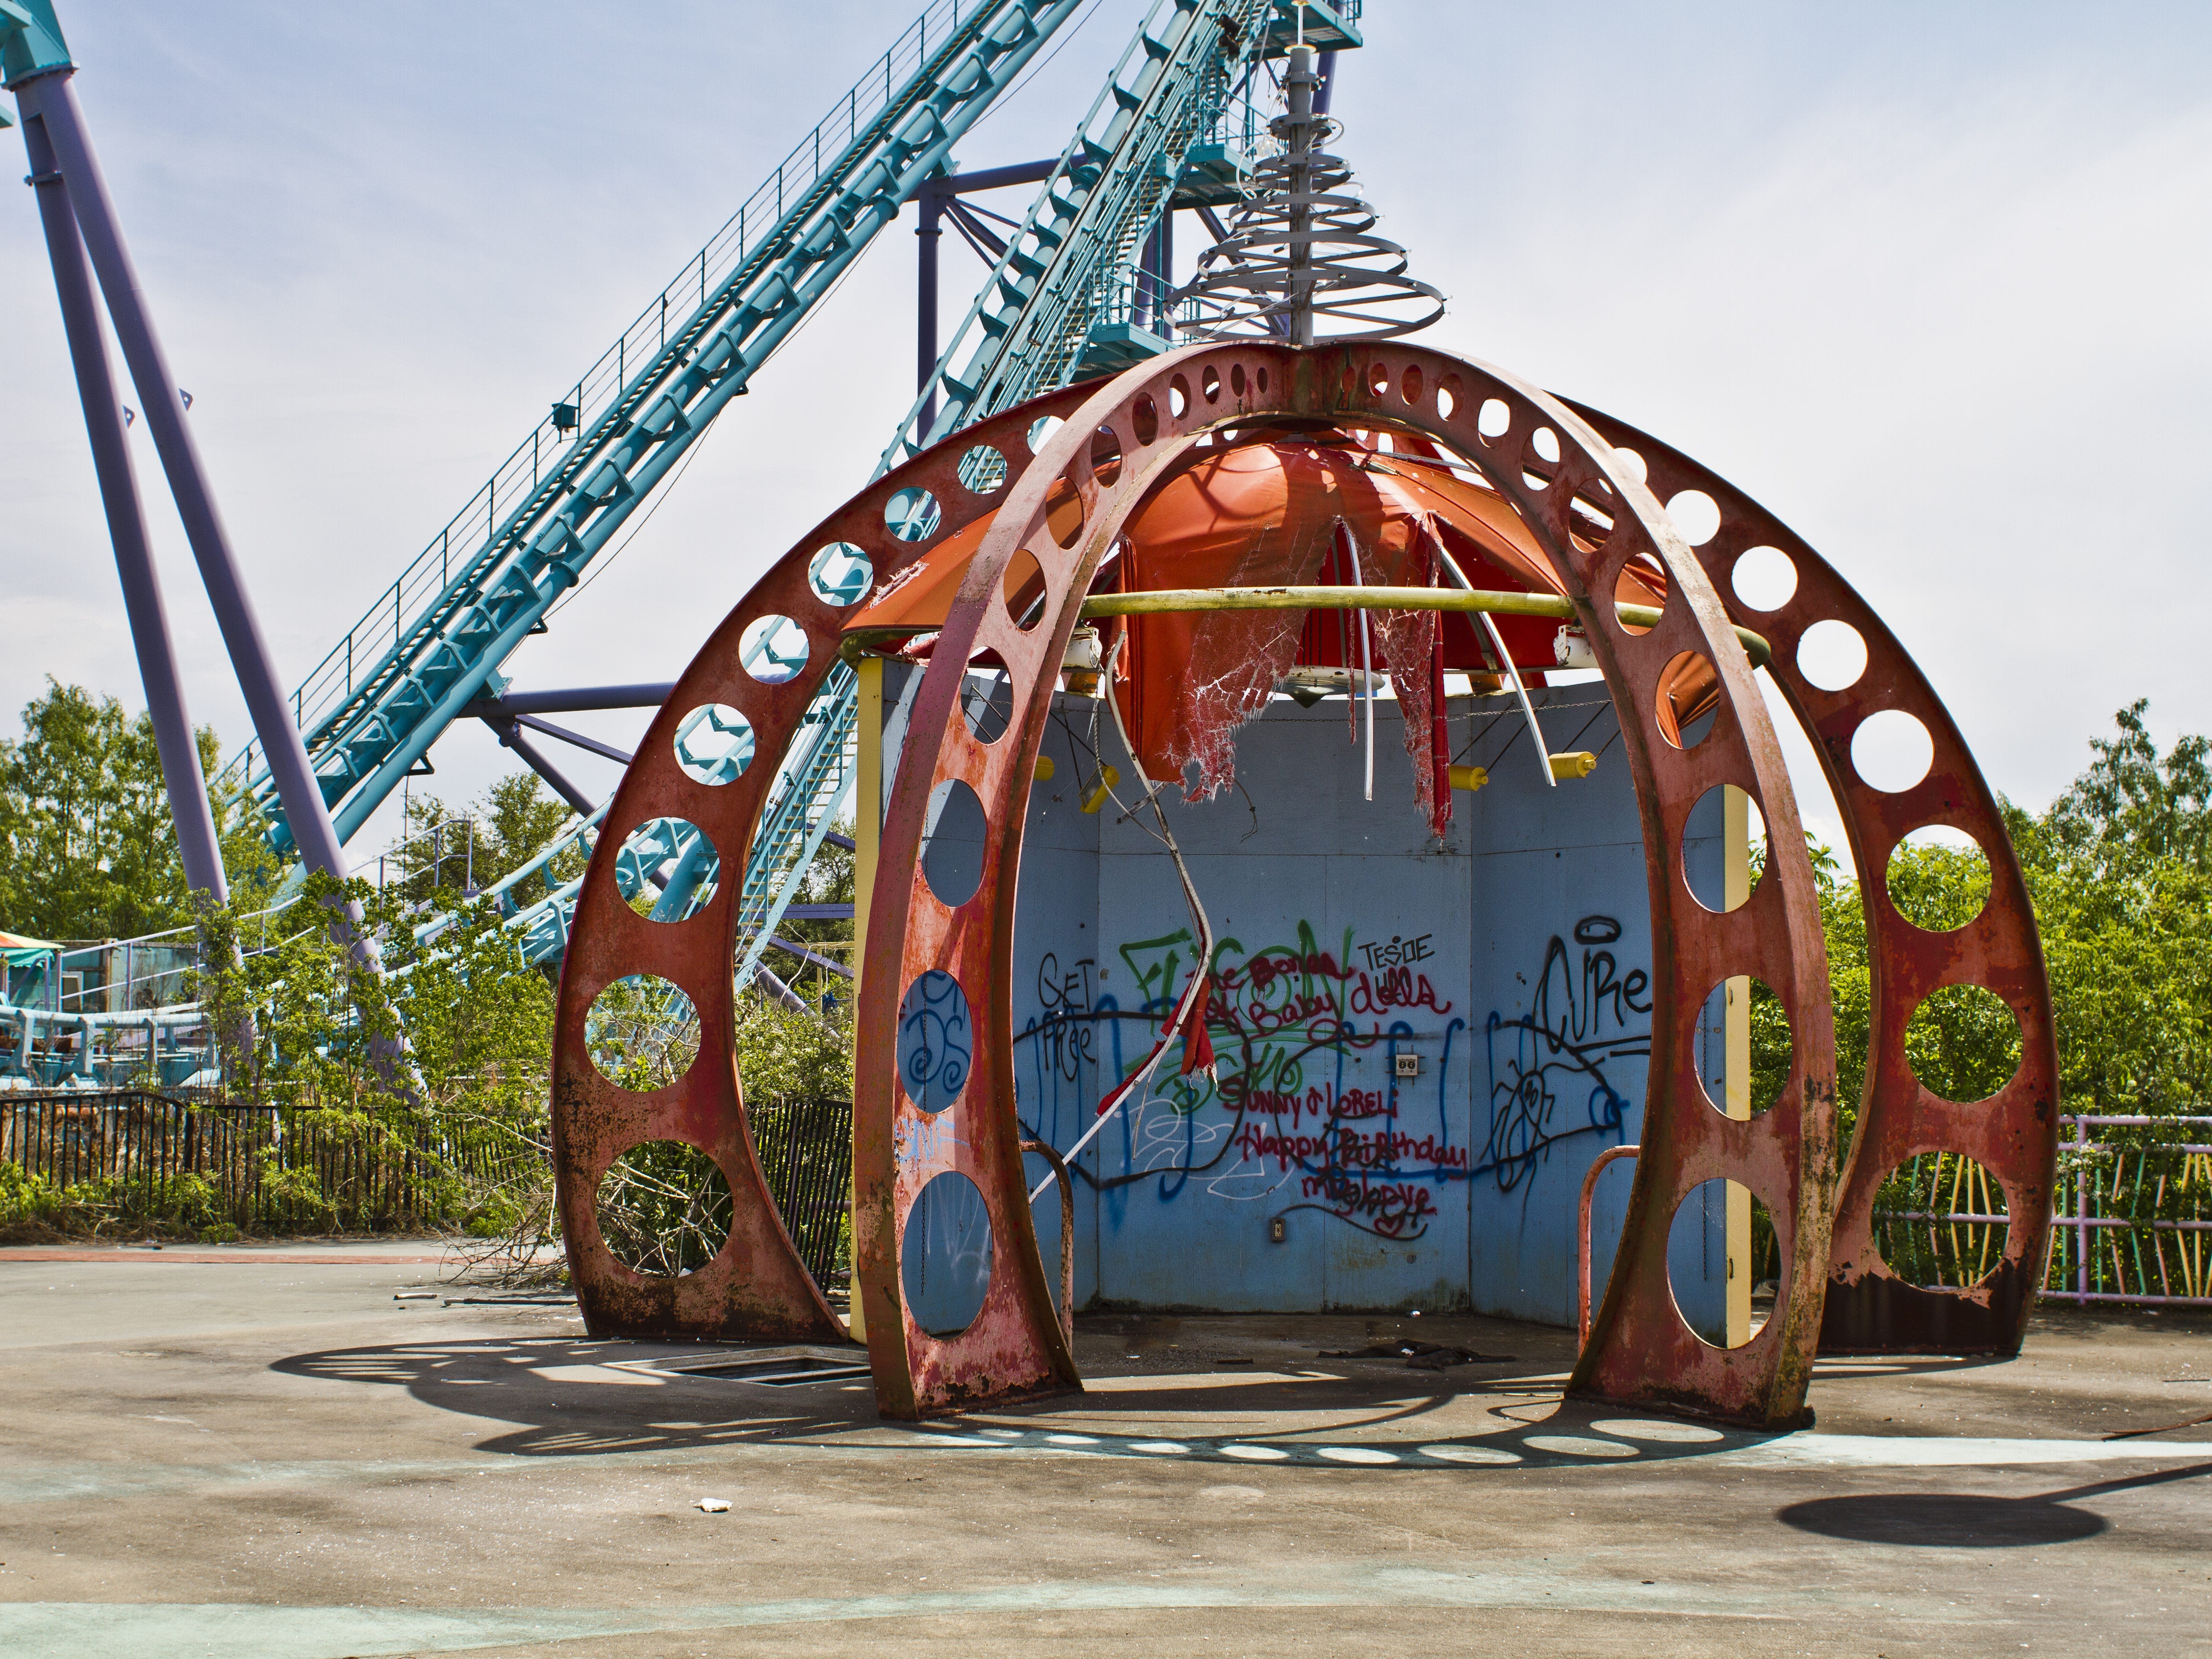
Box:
left=1340, top=520, right=1375, bottom=800
left=1030, top=630, right=1215, bottom=1201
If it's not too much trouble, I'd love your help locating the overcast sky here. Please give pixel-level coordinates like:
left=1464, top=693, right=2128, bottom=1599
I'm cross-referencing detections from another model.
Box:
left=4, top=1, right=2207, bottom=873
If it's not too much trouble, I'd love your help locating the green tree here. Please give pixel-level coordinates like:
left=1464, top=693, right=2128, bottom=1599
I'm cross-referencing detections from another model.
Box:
left=2013, top=703, right=2212, bottom=1120
left=0, top=679, right=274, bottom=940
left=189, top=871, right=558, bottom=1234
left=1749, top=701, right=2209, bottom=1169
left=393, top=772, right=584, bottom=906
left=2041, top=698, right=2210, bottom=875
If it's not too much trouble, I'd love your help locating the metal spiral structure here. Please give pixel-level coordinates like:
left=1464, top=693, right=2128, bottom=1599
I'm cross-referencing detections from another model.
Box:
left=1172, top=42, right=1441, bottom=345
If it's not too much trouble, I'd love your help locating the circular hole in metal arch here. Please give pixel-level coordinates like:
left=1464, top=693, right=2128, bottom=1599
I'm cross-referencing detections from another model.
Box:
left=1665, top=489, right=1722, bottom=547
left=1002, top=549, right=1046, bottom=632
left=898, top=968, right=972, bottom=1114
left=1797, top=619, right=1867, bottom=691
left=1731, top=545, right=1797, bottom=612
left=1230, top=362, right=1247, bottom=397
left=1437, top=375, right=1461, bottom=421
left=584, top=973, right=699, bottom=1091
left=959, top=662, right=1015, bottom=744
left=1667, top=1179, right=1778, bottom=1350
left=1168, top=378, right=1190, bottom=419
left=673, top=703, right=753, bottom=785
left=1131, top=394, right=1159, bottom=447
left=1478, top=398, right=1511, bottom=440
left=1027, top=415, right=1064, bottom=455
left=1202, top=365, right=1221, bottom=402
left=884, top=485, right=942, bottom=544
left=1531, top=426, right=1562, bottom=465
left=1609, top=444, right=1648, bottom=486
left=922, top=777, right=988, bottom=906
left=1655, top=651, right=1719, bottom=749
left=1402, top=365, right=1424, bottom=405
left=1906, top=984, right=2023, bottom=1104
left=807, top=542, right=872, bottom=607
left=1048, top=471, right=1087, bottom=549
left=1852, top=709, right=1934, bottom=794
left=902, top=1169, right=993, bottom=1336
left=1569, top=484, right=1617, bottom=550
left=740, top=614, right=810, bottom=684
left=1615, top=552, right=1667, bottom=636
left=1695, top=973, right=1789, bottom=1118
left=1367, top=361, right=1390, bottom=398
left=1255, top=364, right=1268, bottom=393
left=1886, top=826, right=1991, bottom=933
left=1682, top=783, right=1769, bottom=913
left=1868, top=1152, right=2012, bottom=1287
left=958, top=445, right=1009, bottom=496
left=596, top=1140, right=730, bottom=1278
left=616, top=816, right=718, bottom=920
left=1091, top=424, right=1123, bottom=487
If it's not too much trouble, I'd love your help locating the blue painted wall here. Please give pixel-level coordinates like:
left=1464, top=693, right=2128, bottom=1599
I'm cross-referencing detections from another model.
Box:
left=885, top=667, right=1726, bottom=1333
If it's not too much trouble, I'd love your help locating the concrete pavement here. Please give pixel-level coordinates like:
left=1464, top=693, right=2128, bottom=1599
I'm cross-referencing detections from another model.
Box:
left=2, top=1241, right=2207, bottom=1657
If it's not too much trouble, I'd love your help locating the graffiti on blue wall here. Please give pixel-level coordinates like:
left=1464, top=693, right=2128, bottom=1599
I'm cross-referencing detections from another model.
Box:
left=1480, top=914, right=1650, bottom=1201
left=1019, top=920, right=1468, bottom=1239
left=1018, top=911, right=1655, bottom=1238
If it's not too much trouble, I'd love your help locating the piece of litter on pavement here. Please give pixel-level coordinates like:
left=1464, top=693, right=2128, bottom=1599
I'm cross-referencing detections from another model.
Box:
left=696, top=1498, right=731, bottom=1512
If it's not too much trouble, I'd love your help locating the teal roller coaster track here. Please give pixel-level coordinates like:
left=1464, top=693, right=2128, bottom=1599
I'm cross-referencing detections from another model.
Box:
left=0, top=0, right=1362, bottom=1079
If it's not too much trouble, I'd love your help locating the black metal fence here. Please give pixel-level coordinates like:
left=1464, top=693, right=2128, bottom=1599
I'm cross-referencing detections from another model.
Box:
left=0, top=1090, right=534, bottom=1232
left=751, top=1096, right=853, bottom=1289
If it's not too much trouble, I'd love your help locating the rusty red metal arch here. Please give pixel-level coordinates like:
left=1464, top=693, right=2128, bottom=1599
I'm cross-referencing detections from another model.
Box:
left=549, top=384, right=1094, bottom=1344
left=851, top=341, right=1837, bottom=1424
left=550, top=336, right=2053, bottom=1428
left=1567, top=404, right=2060, bottom=1354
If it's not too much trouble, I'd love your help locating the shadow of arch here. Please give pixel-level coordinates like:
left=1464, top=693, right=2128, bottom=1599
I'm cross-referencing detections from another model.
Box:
left=1779, top=1458, right=2212, bottom=1547
left=268, top=1336, right=870, bottom=1458
left=1776, top=1493, right=2105, bottom=1547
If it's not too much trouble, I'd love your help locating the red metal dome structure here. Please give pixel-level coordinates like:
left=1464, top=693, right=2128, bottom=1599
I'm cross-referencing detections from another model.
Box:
left=549, top=336, right=2057, bottom=1427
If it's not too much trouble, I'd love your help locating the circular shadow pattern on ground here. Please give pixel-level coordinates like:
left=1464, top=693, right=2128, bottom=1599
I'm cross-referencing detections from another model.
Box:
left=1775, top=1493, right=2106, bottom=1547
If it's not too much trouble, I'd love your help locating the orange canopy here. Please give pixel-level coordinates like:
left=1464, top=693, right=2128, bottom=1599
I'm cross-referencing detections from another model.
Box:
left=845, top=425, right=1717, bottom=826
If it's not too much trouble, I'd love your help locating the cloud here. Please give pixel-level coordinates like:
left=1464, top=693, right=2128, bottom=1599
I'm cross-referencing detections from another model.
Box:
left=4, top=0, right=2206, bottom=871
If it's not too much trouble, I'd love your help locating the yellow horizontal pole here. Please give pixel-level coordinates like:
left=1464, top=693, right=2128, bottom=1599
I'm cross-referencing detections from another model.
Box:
left=1078, top=586, right=1771, bottom=668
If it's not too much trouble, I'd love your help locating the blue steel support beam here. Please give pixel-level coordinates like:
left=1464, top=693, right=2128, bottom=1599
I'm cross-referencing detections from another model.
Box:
left=916, top=159, right=1056, bottom=439
left=0, top=0, right=68, bottom=87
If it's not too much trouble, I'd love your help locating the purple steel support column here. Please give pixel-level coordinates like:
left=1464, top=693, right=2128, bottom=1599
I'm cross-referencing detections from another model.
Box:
left=1135, top=219, right=1161, bottom=330
left=18, top=102, right=227, bottom=903
left=20, top=70, right=351, bottom=881
left=484, top=717, right=596, bottom=818
left=916, top=185, right=943, bottom=444
left=1158, top=207, right=1172, bottom=313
